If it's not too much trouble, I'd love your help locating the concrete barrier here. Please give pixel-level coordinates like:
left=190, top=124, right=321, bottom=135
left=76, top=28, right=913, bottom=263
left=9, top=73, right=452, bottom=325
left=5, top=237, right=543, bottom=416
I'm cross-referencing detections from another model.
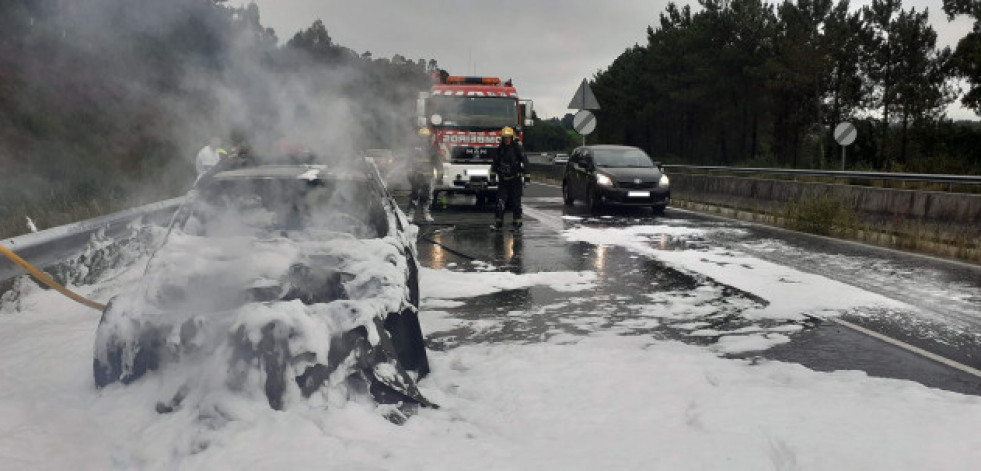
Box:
left=668, top=173, right=981, bottom=260
left=670, top=174, right=981, bottom=227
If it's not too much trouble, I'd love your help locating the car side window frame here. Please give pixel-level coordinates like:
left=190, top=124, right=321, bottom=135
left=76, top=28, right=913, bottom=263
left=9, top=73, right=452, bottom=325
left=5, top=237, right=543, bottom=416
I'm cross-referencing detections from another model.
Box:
left=581, top=150, right=594, bottom=170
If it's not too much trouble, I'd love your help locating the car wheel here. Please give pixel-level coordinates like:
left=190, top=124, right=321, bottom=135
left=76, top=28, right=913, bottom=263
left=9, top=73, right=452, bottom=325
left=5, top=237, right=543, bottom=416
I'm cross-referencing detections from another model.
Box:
left=586, top=187, right=601, bottom=214
left=652, top=204, right=666, bottom=216
left=562, top=181, right=574, bottom=205
left=93, top=299, right=168, bottom=388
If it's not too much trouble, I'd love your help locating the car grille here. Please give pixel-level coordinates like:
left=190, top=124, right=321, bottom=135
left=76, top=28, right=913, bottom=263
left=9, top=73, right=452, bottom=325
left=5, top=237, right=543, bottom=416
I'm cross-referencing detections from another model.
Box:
left=617, top=180, right=657, bottom=189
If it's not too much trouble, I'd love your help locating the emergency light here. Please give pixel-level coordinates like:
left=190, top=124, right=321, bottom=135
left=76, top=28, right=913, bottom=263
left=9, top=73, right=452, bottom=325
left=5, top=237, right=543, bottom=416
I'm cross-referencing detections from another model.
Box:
left=444, top=76, right=501, bottom=85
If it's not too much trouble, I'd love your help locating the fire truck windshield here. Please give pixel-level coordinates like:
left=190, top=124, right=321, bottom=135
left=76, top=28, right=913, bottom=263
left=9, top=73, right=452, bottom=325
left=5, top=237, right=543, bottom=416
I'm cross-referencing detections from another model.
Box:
left=431, top=96, right=518, bottom=129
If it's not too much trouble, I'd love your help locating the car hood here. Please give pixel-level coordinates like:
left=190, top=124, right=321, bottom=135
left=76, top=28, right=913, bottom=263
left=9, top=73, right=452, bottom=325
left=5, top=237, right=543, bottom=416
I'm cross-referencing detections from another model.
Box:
left=597, top=166, right=661, bottom=183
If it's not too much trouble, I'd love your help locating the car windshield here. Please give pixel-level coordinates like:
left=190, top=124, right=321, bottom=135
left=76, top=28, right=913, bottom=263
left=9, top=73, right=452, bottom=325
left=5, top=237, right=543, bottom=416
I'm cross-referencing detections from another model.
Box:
left=431, top=96, right=518, bottom=128
left=593, top=149, right=655, bottom=168
left=185, top=177, right=388, bottom=239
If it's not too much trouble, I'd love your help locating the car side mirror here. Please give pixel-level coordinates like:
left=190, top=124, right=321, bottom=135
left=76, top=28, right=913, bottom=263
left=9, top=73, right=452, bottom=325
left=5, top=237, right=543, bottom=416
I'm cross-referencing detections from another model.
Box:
left=521, top=99, right=534, bottom=127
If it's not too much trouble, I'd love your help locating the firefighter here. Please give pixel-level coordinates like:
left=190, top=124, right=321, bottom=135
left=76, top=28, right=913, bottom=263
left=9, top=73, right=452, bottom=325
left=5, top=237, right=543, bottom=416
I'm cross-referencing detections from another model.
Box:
left=406, top=127, right=440, bottom=222
left=490, top=126, right=530, bottom=231
left=195, top=137, right=223, bottom=175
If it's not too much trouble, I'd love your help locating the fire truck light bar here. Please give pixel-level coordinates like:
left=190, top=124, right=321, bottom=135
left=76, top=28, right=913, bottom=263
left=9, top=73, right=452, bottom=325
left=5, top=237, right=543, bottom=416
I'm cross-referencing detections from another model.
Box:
left=445, top=76, right=501, bottom=85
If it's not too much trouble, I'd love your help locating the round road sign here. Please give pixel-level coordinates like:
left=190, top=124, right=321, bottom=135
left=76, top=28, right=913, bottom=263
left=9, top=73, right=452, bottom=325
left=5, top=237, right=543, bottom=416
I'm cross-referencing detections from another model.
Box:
left=834, top=122, right=857, bottom=146
left=573, top=110, right=596, bottom=135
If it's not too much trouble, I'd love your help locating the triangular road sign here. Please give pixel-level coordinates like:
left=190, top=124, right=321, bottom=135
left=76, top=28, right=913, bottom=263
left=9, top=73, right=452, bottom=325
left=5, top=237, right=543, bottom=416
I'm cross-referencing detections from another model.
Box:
left=568, top=78, right=600, bottom=110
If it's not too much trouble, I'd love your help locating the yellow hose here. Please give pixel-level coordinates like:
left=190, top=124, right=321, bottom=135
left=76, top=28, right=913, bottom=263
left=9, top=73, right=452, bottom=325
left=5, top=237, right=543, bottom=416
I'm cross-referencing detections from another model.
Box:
left=0, top=243, right=107, bottom=311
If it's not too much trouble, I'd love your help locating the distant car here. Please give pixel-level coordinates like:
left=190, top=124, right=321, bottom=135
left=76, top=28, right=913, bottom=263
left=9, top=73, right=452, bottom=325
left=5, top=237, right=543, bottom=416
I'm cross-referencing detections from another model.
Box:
left=93, top=154, right=433, bottom=419
left=553, top=153, right=569, bottom=165
left=561, top=145, right=670, bottom=215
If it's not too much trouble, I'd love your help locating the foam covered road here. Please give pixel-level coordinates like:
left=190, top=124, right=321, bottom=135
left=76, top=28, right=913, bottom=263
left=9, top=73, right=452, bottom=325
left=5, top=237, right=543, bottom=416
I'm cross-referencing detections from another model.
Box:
left=409, top=182, right=981, bottom=396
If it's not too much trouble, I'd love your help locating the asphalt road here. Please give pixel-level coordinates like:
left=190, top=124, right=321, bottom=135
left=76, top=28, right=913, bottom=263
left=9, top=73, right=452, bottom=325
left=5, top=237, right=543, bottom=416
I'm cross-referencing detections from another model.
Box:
left=399, top=182, right=981, bottom=396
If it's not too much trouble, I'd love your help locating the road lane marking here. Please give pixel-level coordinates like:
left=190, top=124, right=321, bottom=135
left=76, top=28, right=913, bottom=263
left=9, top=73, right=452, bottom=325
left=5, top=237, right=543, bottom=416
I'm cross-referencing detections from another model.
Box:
left=521, top=205, right=566, bottom=233
left=827, top=316, right=981, bottom=379
left=523, top=189, right=981, bottom=381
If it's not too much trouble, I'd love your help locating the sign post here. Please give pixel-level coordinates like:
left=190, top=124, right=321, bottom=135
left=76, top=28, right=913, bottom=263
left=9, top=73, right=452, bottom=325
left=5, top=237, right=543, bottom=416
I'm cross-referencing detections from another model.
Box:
left=568, top=79, right=601, bottom=145
left=834, top=121, right=857, bottom=171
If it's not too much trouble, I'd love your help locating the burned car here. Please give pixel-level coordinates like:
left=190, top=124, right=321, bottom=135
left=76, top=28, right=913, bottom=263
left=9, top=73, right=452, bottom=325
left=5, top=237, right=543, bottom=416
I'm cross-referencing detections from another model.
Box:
left=93, top=155, right=432, bottom=419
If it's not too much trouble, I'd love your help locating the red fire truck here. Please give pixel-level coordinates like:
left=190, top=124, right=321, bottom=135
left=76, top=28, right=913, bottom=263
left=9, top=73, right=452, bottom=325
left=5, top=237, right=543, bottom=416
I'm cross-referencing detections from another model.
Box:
left=417, top=74, right=534, bottom=207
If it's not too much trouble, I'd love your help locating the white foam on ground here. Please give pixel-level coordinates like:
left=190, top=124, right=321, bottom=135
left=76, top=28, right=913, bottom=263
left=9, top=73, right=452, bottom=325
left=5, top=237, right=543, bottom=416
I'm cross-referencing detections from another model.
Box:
left=1, top=226, right=978, bottom=469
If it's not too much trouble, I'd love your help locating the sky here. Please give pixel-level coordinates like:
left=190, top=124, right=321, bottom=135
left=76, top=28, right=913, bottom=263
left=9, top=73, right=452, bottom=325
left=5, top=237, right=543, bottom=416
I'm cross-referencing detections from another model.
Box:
left=3, top=215, right=981, bottom=469
left=246, top=0, right=978, bottom=121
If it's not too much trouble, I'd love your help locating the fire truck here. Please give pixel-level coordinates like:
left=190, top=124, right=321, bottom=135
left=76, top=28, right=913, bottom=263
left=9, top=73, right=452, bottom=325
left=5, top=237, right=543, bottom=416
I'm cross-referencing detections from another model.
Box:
left=417, top=73, right=534, bottom=207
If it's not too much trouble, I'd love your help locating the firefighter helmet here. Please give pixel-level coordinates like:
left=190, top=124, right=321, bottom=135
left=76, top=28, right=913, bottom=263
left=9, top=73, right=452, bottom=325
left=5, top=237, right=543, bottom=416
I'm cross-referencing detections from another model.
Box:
left=418, top=128, right=431, bottom=137
left=501, top=127, right=515, bottom=138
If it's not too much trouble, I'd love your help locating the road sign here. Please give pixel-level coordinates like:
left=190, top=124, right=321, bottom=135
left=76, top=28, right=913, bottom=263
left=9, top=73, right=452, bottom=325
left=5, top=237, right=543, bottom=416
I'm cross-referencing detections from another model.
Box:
left=834, top=122, right=857, bottom=146
left=568, top=79, right=601, bottom=110
left=834, top=121, right=857, bottom=171
left=573, top=110, right=596, bottom=135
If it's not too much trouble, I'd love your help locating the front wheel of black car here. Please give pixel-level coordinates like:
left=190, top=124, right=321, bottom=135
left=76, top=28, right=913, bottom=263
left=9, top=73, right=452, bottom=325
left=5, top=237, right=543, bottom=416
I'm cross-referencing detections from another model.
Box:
left=562, top=181, right=574, bottom=205
left=652, top=204, right=666, bottom=216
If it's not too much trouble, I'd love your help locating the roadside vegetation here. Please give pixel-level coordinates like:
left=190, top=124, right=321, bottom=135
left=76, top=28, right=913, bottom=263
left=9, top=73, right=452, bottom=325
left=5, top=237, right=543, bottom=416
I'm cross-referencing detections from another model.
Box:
left=590, top=0, right=981, bottom=174
left=0, top=0, right=434, bottom=239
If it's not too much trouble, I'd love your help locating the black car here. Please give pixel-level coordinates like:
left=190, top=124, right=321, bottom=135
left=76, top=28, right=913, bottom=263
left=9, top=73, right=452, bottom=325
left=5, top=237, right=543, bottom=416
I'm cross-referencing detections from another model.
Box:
left=93, top=153, right=433, bottom=421
left=561, top=145, right=670, bottom=214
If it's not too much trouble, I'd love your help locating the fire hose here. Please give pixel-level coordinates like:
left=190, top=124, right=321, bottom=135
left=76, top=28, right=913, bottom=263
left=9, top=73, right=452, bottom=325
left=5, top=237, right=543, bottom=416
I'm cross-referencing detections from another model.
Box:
left=0, top=243, right=107, bottom=311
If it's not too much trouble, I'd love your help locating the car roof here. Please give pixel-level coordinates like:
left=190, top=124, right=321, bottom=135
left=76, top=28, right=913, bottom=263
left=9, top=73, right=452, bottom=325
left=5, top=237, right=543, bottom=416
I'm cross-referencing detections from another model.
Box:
left=578, top=145, right=644, bottom=152
left=211, top=164, right=367, bottom=182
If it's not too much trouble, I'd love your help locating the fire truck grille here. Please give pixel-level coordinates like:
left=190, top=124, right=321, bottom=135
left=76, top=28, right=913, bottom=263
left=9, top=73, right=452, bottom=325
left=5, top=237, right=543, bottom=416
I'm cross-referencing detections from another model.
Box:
left=450, top=146, right=497, bottom=162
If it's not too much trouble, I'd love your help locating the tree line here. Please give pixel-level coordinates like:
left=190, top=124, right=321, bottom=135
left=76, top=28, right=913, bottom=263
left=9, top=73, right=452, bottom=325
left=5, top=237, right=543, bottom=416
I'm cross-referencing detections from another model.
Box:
left=590, top=0, right=981, bottom=174
left=0, top=0, right=435, bottom=237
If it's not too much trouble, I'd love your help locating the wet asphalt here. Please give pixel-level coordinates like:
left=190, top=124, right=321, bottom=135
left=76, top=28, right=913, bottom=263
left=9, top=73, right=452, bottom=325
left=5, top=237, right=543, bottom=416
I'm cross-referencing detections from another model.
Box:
left=396, top=181, right=981, bottom=396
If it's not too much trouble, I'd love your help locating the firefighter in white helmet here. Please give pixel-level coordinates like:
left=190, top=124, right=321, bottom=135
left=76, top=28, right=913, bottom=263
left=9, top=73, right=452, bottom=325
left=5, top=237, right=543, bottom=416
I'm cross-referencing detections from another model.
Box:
left=195, top=137, right=223, bottom=175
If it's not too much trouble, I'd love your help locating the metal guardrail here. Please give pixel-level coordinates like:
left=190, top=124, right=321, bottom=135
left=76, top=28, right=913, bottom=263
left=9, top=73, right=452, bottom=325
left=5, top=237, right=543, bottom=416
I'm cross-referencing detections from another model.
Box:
left=0, top=197, right=184, bottom=283
left=662, top=165, right=981, bottom=187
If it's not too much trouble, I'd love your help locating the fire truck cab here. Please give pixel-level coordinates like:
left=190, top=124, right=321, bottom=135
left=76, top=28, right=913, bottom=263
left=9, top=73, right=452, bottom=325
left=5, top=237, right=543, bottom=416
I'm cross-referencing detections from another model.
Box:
left=417, top=74, right=534, bottom=207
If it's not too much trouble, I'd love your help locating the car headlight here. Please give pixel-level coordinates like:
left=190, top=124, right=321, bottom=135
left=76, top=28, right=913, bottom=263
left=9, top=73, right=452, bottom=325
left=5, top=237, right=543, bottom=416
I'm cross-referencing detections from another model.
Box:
left=596, top=174, right=614, bottom=187
left=658, top=174, right=669, bottom=188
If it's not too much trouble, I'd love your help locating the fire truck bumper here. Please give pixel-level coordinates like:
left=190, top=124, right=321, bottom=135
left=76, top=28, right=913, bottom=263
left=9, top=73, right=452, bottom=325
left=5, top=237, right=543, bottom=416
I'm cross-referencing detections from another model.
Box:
left=436, top=165, right=498, bottom=193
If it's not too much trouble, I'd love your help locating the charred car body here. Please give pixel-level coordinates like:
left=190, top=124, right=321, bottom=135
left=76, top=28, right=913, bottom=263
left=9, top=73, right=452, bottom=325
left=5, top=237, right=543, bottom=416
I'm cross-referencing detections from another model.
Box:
left=93, top=153, right=433, bottom=420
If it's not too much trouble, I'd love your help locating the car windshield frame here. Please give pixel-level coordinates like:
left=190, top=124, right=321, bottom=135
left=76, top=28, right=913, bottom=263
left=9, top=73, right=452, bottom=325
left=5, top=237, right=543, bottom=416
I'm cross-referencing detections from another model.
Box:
left=431, top=95, right=519, bottom=129
left=188, top=175, right=388, bottom=239
left=592, top=149, right=656, bottom=168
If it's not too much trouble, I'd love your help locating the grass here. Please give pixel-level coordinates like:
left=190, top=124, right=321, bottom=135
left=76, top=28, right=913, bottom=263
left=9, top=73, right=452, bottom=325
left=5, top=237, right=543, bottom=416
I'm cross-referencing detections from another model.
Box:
left=781, top=194, right=859, bottom=237
left=0, top=195, right=129, bottom=240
